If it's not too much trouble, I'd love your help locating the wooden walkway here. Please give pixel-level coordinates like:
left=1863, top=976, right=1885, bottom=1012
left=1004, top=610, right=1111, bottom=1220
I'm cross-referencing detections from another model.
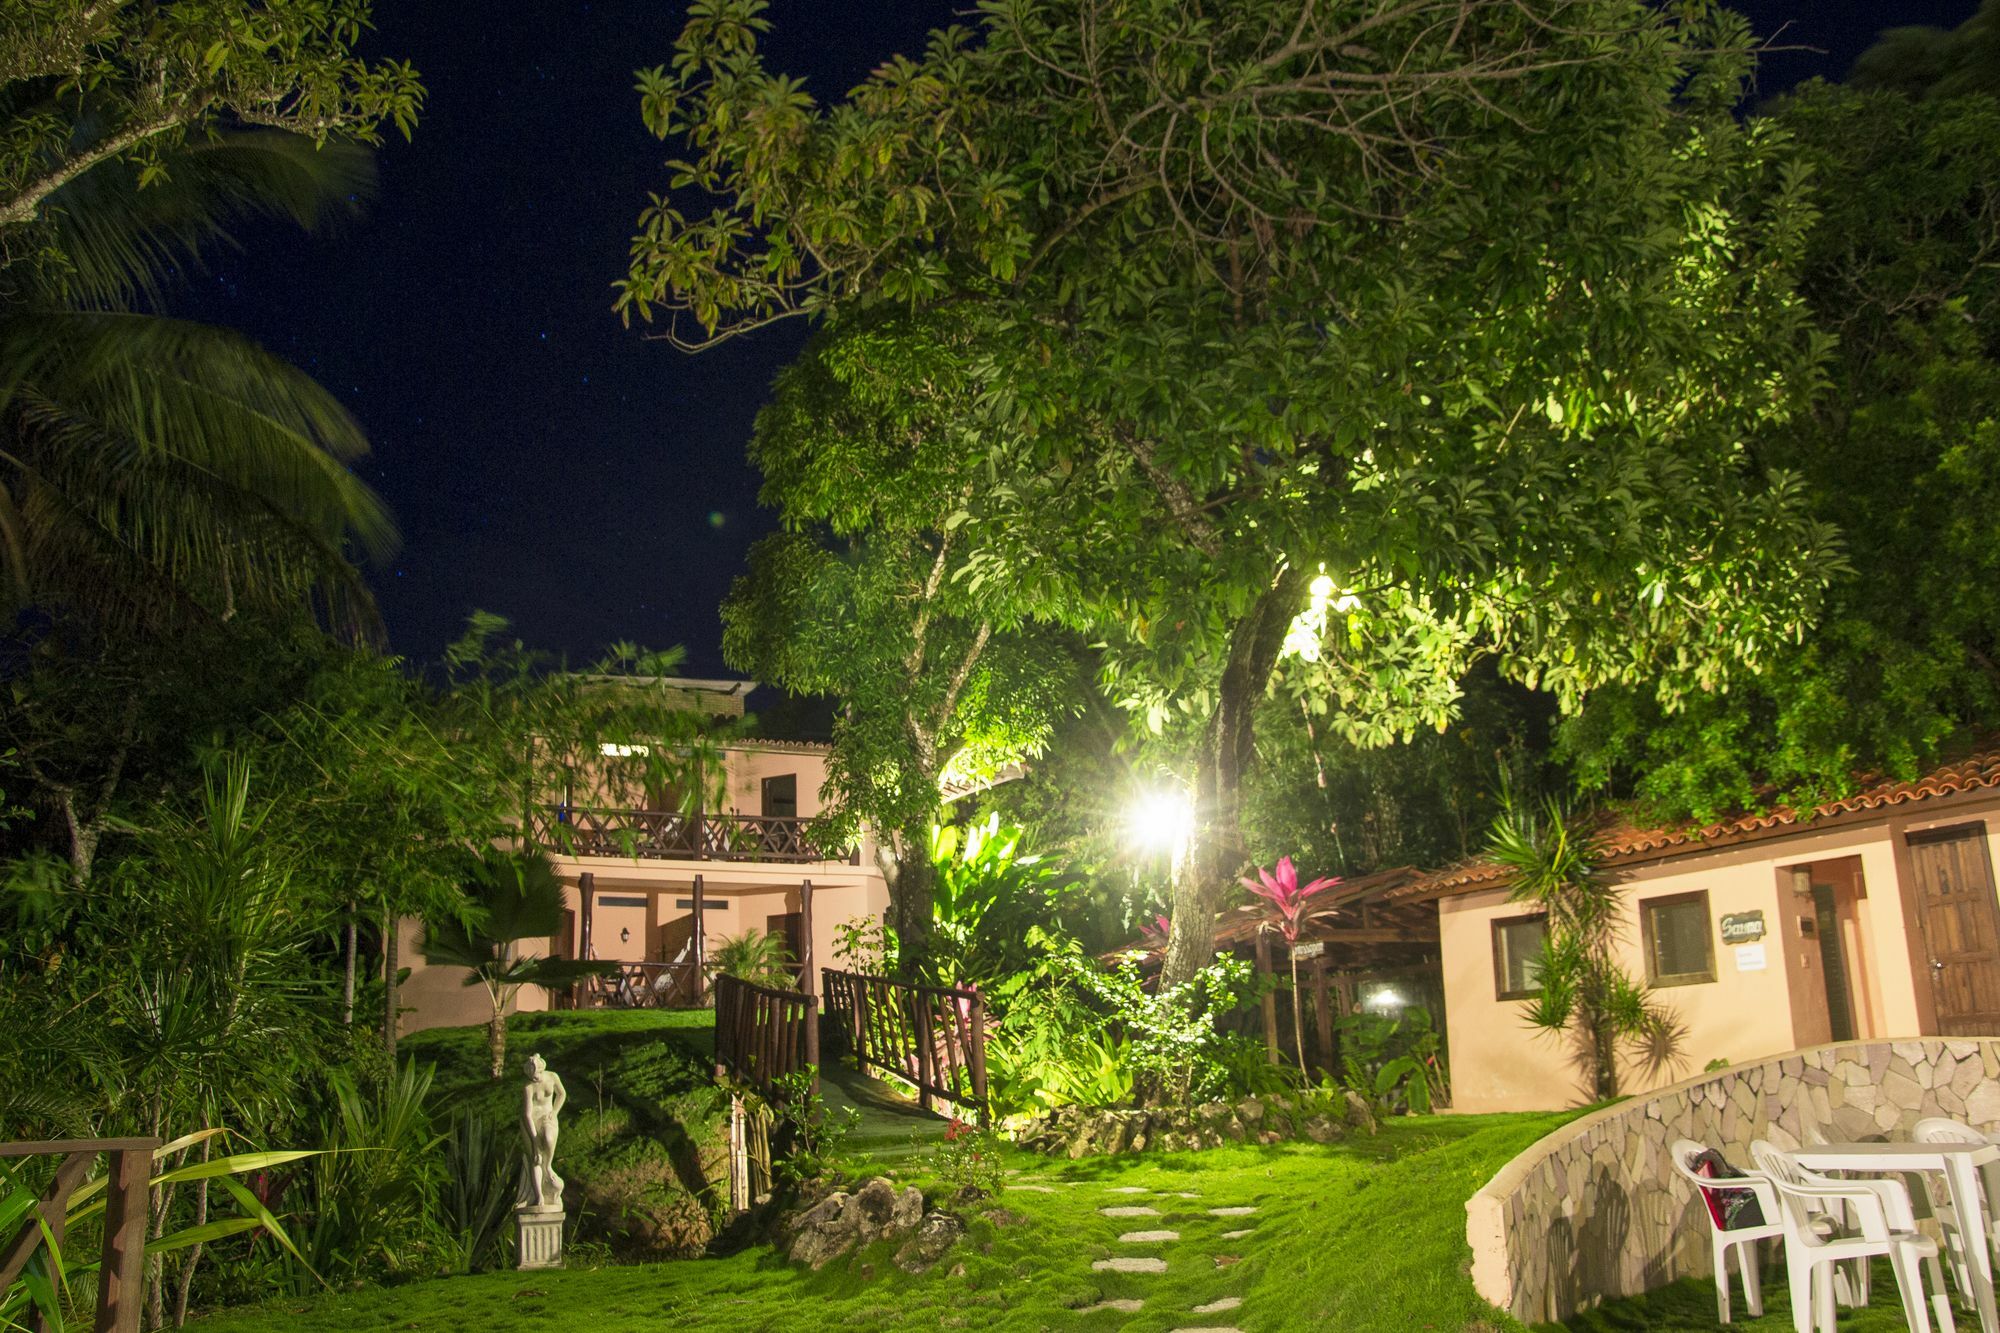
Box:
left=819, top=1062, right=953, bottom=1159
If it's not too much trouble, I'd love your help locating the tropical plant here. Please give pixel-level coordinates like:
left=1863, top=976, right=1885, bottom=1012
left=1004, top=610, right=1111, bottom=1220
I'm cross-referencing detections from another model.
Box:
left=418, top=849, right=615, bottom=1079
left=1241, top=857, right=1339, bottom=1070
left=926, top=815, right=1065, bottom=988
left=766, top=1068, right=858, bottom=1188
left=0, top=1130, right=319, bottom=1333
left=436, top=1112, right=518, bottom=1275
left=1334, top=1006, right=1449, bottom=1117
left=705, top=929, right=794, bottom=988
left=1485, top=797, right=1679, bottom=1101
left=288, top=1061, right=443, bottom=1288
left=0, top=131, right=399, bottom=633
left=927, top=1117, right=1003, bottom=1198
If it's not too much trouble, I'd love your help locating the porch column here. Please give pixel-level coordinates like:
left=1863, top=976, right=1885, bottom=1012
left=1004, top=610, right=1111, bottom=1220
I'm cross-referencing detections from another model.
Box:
left=799, top=879, right=815, bottom=997
left=692, top=874, right=706, bottom=1004
left=1312, top=956, right=1336, bottom=1072
left=1254, top=928, right=1279, bottom=1065
left=579, top=871, right=595, bottom=960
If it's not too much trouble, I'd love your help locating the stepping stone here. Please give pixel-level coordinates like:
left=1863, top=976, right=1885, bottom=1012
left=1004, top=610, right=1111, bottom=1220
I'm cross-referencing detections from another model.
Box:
left=1094, top=1257, right=1168, bottom=1274
left=1101, top=1206, right=1161, bottom=1217
left=1167, top=1327, right=1244, bottom=1332
left=1007, top=1184, right=1055, bottom=1193
left=1083, top=1299, right=1145, bottom=1313
left=1193, top=1297, right=1243, bottom=1314
left=1207, top=1206, right=1257, bottom=1216
left=1117, top=1230, right=1179, bottom=1243
left=1105, top=1186, right=1150, bottom=1194
left=1221, top=1228, right=1254, bottom=1239
left=1177, top=1191, right=1201, bottom=1198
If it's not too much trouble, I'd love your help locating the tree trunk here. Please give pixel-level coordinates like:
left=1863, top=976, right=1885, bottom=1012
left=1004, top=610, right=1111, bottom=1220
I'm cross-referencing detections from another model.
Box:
left=341, top=903, right=357, bottom=1026
left=487, top=1006, right=507, bottom=1081
left=877, top=823, right=936, bottom=976
left=381, top=907, right=400, bottom=1061
left=1159, top=571, right=1305, bottom=988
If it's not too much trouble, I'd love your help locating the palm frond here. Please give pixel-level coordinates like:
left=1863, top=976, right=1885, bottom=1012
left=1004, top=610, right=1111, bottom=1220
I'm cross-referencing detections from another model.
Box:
left=24, top=133, right=376, bottom=310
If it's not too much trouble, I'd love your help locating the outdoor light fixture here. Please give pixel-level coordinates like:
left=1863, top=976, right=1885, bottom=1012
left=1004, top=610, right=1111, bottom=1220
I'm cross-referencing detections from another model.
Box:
left=1363, top=987, right=1406, bottom=1013
left=1127, top=789, right=1195, bottom=855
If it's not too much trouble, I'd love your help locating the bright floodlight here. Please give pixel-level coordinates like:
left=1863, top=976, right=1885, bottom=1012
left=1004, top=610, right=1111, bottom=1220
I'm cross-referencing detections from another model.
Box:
left=1363, top=987, right=1406, bottom=1012
left=1128, top=790, right=1195, bottom=853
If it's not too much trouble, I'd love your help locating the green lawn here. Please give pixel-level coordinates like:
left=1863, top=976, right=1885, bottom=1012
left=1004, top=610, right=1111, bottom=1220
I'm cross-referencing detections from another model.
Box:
left=196, top=1017, right=1976, bottom=1331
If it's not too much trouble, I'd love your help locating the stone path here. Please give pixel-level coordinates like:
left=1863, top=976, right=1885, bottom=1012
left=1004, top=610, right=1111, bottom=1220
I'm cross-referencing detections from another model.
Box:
left=1082, top=1186, right=1254, bottom=1328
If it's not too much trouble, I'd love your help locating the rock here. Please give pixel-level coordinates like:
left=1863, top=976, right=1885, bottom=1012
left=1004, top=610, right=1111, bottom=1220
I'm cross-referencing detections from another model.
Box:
left=1093, top=1256, right=1168, bottom=1273
left=1303, top=1115, right=1342, bottom=1144
left=986, top=1207, right=1027, bottom=1228
left=1194, top=1296, right=1244, bottom=1313
left=891, top=1185, right=925, bottom=1232
left=851, top=1178, right=900, bottom=1238
left=1235, top=1098, right=1265, bottom=1125
left=1344, top=1090, right=1379, bottom=1135
left=893, top=1211, right=965, bottom=1274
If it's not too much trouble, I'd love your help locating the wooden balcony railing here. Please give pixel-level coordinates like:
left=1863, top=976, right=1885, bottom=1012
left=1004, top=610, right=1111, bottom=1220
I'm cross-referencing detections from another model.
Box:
left=530, top=806, right=860, bottom=865
left=822, top=969, right=989, bottom=1125
left=713, top=973, right=819, bottom=1100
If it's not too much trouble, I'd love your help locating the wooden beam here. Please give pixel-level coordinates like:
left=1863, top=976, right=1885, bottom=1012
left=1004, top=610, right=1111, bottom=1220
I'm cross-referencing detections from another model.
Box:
left=1312, top=956, right=1336, bottom=1072
left=692, top=874, right=706, bottom=1004
left=578, top=871, right=595, bottom=961
left=799, top=878, right=815, bottom=997
left=1303, top=927, right=1440, bottom=946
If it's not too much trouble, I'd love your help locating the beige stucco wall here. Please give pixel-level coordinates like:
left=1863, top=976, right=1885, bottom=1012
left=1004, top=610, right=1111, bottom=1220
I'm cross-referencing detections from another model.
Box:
left=1441, top=794, right=2000, bottom=1113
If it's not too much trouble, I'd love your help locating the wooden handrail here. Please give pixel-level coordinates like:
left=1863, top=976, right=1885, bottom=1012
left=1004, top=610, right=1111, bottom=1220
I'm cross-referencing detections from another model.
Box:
left=0, top=1136, right=159, bottom=1332
left=712, top=973, right=819, bottom=1100
left=821, top=969, right=989, bottom=1126
left=530, top=806, right=861, bottom=865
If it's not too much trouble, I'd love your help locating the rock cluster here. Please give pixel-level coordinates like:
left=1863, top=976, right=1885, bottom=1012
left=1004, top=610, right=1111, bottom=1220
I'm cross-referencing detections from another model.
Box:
left=778, top=1176, right=964, bottom=1273
left=1009, top=1090, right=1374, bottom=1159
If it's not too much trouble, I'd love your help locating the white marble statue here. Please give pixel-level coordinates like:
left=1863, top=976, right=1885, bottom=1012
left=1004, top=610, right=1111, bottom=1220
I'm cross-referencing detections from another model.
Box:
left=516, top=1052, right=567, bottom=1212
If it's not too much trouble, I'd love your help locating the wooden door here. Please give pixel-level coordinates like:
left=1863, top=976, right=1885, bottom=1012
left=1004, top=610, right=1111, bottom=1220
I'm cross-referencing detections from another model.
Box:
left=1909, top=823, right=2000, bottom=1035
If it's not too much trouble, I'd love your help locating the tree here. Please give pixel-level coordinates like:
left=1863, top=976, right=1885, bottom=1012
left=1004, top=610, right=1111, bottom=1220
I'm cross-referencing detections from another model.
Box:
left=419, top=849, right=614, bottom=1080
left=1557, top=87, right=2000, bottom=821
left=719, top=340, right=1074, bottom=968
left=1851, top=0, right=2000, bottom=100
left=0, top=131, right=398, bottom=632
left=0, top=0, right=421, bottom=235
left=626, top=0, right=1840, bottom=984
left=1484, top=797, right=1677, bottom=1101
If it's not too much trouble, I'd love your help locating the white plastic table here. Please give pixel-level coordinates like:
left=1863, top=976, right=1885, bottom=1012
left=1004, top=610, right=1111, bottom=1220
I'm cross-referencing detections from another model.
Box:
left=1796, top=1140, right=2000, bottom=1332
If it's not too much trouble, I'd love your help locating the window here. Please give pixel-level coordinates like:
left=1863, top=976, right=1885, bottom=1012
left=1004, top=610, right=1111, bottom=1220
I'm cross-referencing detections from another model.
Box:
left=1643, top=890, right=1715, bottom=987
left=1492, top=915, right=1546, bottom=1000
left=762, top=773, right=798, bottom=819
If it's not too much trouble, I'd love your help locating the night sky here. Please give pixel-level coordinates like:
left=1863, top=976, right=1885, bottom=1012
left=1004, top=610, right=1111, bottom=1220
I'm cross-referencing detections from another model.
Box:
left=177, top=0, right=1980, bottom=678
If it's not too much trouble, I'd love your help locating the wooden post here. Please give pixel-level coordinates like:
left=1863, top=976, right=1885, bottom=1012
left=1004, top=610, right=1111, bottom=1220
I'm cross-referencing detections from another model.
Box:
left=578, top=871, right=595, bottom=960
left=692, top=874, right=706, bottom=1005
left=1254, top=928, right=1279, bottom=1065
left=97, top=1145, right=152, bottom=1333
left=1312, top=956, right=1336, bottom=1073
left=799, top=879, right=815, bottom=996
left=912, top=995, right=937, bottom=1113
left=968, top=988, right=990, bottom=1127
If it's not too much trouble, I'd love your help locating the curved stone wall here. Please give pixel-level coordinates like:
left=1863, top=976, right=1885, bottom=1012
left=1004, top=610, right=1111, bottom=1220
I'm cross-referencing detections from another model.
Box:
left=1466, top=1039, right=2000, bottom=1323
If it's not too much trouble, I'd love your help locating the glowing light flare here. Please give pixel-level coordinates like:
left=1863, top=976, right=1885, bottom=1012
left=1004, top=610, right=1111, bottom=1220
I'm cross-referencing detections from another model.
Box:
left=1281, top=566, right=1361, bottom=663
left=1126, top=789, right=1195, bottom=855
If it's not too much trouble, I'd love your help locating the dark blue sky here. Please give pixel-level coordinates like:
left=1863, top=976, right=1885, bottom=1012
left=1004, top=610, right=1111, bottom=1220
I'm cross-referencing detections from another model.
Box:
left=177, top=0, right=1979, bottom=676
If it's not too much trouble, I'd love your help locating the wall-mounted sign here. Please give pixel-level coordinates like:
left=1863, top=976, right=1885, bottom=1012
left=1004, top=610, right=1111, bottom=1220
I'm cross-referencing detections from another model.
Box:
left=1720, top=910, right=1766, bottom=945
left=1291, top=941, right=1325, bottom=961
left=1734, top=942, right=1768, bottom=972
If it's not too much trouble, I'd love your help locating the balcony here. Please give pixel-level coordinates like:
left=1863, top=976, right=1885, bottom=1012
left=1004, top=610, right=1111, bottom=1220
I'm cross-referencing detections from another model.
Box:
left=530, top=805, right=860, bottom=866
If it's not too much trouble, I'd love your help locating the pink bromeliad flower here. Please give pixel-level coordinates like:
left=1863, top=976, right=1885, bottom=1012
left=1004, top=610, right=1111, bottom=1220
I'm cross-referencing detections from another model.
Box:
left=1139, top=914, right=1171, bottom=948
left=1241, top=856, right=1341, bottom=944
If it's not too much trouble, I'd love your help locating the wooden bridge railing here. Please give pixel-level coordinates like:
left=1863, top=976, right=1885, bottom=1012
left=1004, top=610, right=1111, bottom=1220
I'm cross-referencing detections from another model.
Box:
left=821, top=969, right=989, bottom=1125
left=712, top=973, right=819, bottom=1100
left=0, top=1136, right=159, bottom=1332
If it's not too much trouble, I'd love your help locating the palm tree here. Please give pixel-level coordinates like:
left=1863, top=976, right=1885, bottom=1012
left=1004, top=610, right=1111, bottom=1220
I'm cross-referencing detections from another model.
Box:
left=0, top=131, right=396, bottom=633
left=419, top=849, right=615, bottom=1080
left=706, top=929, right=795, bottom=988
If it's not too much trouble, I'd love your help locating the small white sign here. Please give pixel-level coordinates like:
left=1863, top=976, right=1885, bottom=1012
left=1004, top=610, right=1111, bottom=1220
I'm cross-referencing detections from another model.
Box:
left=1734, top=943, right=1767, bottom=973
left=1290, top=941, right=1325, bottom=961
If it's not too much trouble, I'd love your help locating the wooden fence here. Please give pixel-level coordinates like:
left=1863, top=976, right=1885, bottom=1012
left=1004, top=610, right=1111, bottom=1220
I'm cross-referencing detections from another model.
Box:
left=0, top=1137, right=159, bottom=1332
left=711, top=973, right=819, bottom=1100
left=821, top=969, right=989, bottom=1125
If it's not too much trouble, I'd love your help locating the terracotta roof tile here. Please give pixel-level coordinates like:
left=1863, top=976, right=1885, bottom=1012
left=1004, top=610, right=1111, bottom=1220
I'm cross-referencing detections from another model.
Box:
left=1388, top=750, right=2000, bottom=902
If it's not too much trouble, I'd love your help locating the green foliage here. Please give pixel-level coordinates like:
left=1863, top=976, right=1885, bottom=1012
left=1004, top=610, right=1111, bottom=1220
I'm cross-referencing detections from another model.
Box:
left=1558, top=88, right=2000, bottom=822
left=767, top=1068, right=860, bottom=1189
left=1334, top=1007, right=1449, bottom=1117
left=1852, top=0, right=2000, bottom=100
left=705, top=929, right=793, bottom=987
left=1485, top=798, right=1679, bottom=1100
left=925, top=1117, right=1003, bottom=1198
left=292, top=1061, right=445, bottom=1288
left=437, top=1112, right=519, bottom=1275
left=923, top=815, right=1067, bottom=988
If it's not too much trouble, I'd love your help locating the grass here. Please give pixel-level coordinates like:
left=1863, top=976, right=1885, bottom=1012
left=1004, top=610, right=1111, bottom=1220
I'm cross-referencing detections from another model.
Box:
left=192, top=1111, right=1576, bottom=1332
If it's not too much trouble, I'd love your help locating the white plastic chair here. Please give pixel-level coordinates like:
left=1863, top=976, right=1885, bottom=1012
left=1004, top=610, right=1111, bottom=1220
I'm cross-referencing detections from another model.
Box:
left=1914, top=1117, right=2000, bottom=1302
left=1671, top=1138, right=1785, bottom=1323
left=1752, top=1140, right=1956, bottom=1333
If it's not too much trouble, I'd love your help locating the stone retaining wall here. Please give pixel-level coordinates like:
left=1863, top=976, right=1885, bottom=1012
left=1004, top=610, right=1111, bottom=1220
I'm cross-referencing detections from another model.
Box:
left=1466, top=1038, right=2000, bottom=1323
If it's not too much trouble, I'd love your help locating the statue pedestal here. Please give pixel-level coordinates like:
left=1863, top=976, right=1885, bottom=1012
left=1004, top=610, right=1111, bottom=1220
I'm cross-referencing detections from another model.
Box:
left=515, top=1207, right=565, bottom=1270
